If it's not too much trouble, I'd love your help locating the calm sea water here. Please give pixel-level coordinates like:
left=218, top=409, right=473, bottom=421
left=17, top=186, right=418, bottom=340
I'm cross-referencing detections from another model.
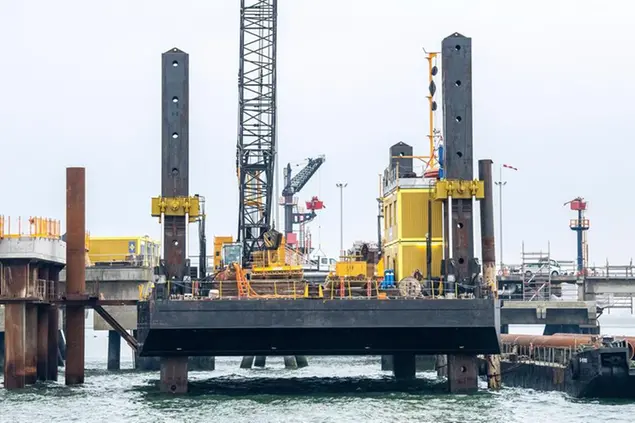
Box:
left=1, top=313, right=635, bottom=423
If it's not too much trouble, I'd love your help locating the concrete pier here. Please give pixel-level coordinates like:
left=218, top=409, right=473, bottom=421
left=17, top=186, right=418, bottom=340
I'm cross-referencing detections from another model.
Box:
left=392, top=353, right=416, bottom=381
left=447, top=355, right=479, bottom=394
left=0, top=223, right=66, bottom=389
left=160, top=356, right=188, bottom=394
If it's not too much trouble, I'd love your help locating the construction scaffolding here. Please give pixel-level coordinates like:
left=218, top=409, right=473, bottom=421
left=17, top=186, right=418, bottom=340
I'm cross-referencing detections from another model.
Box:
left=519, top=242, right=574, bottom=301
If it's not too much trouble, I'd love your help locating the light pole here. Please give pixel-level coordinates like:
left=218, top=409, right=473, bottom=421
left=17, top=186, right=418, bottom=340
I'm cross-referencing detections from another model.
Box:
left=494, top=164, right=517, bottom=270
left=336, top=182, right=347, bottom=257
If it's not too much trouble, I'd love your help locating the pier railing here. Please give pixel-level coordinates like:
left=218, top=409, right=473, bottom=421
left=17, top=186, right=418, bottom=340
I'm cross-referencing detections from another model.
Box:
left=141, top=276, right=487, bottom=301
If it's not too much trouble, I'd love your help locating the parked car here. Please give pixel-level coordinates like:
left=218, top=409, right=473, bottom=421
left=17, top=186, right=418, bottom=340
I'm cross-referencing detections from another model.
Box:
left=524, top=258, right=561, bottom=278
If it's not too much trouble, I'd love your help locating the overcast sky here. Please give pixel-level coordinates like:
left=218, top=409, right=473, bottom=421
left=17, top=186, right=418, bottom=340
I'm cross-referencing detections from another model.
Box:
left=2, top=0, right=633, bottom=267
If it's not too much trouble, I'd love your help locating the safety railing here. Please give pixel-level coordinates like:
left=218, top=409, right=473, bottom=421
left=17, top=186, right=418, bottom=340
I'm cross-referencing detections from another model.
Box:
left=0, top=216, right=62, bottom=240
left=502, top=260, right=635, bottom=280
left=596, top=294, right=634, bottom=313
left=142, top=276, right=490, bottom=302
left=0, top=276, right=57, bottom=301
left=89, top=253, right=159, bottom=268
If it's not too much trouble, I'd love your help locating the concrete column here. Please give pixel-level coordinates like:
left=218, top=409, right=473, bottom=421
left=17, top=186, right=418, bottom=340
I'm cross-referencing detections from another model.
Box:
left=107, top=331, right=121, bottom=371
left=383, top=355, right=434, bottom=372
left=0, top=331, right=5, bottom=369
left=283, top=356, right=298, bottom=369
left=381, top=355, right=393, bottom=371
left=25, top=304, right=37, bottom=385
left=240, top=356, right=254, bottom=369
left=435, top=354, right=447, bottom=378
left=295, top=355, right=309, bottom=369
left=160, top=356, right=188, bottom=394
left=65, top=167, right=86, bottom=386
left=4, top=303, right=26, bottom=389
left=254, top=356, right=266, bottom=368
left=37, top=304, right=49, bottom=381
left=188, top=356, right=215, bottom=371
left=4, top=262, right=29, bottom=389
left=45, top=268, right=60, bottom=380
left=447, top=354, right=478, bottom=393
left=47, top=304, right=59, bottom=379
left=392, top=353, right=416, bottom=380
left=57, top=328, right=66, bottom=364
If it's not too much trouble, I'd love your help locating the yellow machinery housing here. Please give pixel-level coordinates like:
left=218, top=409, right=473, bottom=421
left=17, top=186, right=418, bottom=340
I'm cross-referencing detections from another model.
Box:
left=335, top=256, right=368, bottom=279
left=88, top=236, right=160, bottom=267
left=250, top=235, right=303, bottom=279
left=382, top=186, right=444, bottom=281
left=213, top=236, right=234, bottom=270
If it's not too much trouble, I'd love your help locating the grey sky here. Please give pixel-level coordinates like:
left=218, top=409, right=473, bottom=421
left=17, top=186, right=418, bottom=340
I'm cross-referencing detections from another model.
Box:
left=2, top=0, right=633, bottom=266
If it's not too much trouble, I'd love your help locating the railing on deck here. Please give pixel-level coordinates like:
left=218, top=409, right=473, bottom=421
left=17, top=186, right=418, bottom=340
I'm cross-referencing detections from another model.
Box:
left=0, top=276, right=57, bottom=301
left=596, top=294, right=634, bottom=314
left=0, top=216, right=62, bottom=240
left=501, top=260, right=635, bottom=279
left=88, top=253, right=159, bottom=268
left=139, top=275, right=490, bottom=302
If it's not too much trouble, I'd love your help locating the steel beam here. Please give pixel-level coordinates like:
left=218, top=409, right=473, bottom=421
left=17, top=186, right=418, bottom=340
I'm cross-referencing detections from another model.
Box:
left=442, top=32, right=479, bottom=393
left=159, top=48, right=191, bottom=391
left=161, top=48, right=190, bottom=287
left=442, top=32, right=475, bottom=286
left=65, top=167, right=86, bottom=386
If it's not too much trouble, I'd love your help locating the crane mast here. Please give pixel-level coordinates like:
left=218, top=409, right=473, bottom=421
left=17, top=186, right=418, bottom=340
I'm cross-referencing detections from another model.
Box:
left=236, top=0, right=278, bottom=265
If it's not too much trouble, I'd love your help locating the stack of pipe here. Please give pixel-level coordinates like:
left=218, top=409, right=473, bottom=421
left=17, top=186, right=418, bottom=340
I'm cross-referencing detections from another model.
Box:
left=501, top=334, right=634, bottom=360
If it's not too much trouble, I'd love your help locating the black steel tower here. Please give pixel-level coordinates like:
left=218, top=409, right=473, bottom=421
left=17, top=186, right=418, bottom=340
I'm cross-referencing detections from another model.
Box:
left=161, top=47, right=190, bottom=291
left=236, top=0, right=278, bottom=264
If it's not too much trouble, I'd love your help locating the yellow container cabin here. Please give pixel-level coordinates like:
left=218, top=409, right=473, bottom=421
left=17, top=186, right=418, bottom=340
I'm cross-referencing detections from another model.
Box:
left=88, top=236, right=160, bottom=267
left=381, top=142, right=444, bottom=281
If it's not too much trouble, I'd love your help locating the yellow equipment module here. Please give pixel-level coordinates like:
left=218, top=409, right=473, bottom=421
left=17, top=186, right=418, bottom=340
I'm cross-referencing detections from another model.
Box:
left=382, top=187, right=444, bottom=280
left=88, top=236, right=160, bottom=267
left=250, top=235, right=303, bottom=279
left=213, top=236, right=234, bottom=269
left=335, top=257, right=368, bottom=279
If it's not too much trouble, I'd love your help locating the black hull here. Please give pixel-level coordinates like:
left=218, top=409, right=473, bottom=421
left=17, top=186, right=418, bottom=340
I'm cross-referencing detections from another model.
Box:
left=480, top=346, right=635, bottom=399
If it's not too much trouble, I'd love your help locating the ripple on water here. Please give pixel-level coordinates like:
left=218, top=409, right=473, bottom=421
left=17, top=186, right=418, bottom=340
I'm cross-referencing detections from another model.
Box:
left=2, top=354, right=635, bottom=423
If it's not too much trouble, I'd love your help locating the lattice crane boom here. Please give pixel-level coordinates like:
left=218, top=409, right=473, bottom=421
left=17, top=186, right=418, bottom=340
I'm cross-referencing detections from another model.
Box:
left=236, top=0, right=278, bottom=265
left=282, top=156, right=325, bottom=197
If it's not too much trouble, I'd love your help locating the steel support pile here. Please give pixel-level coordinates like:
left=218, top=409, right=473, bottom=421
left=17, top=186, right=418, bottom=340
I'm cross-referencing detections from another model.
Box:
left=159, top=47, right=191, bottom=393
left=478, top=159, right=501, bottom=390
left=440, top=33, right=479, bottom=393
left=65, top=167, right=86, bottom=385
